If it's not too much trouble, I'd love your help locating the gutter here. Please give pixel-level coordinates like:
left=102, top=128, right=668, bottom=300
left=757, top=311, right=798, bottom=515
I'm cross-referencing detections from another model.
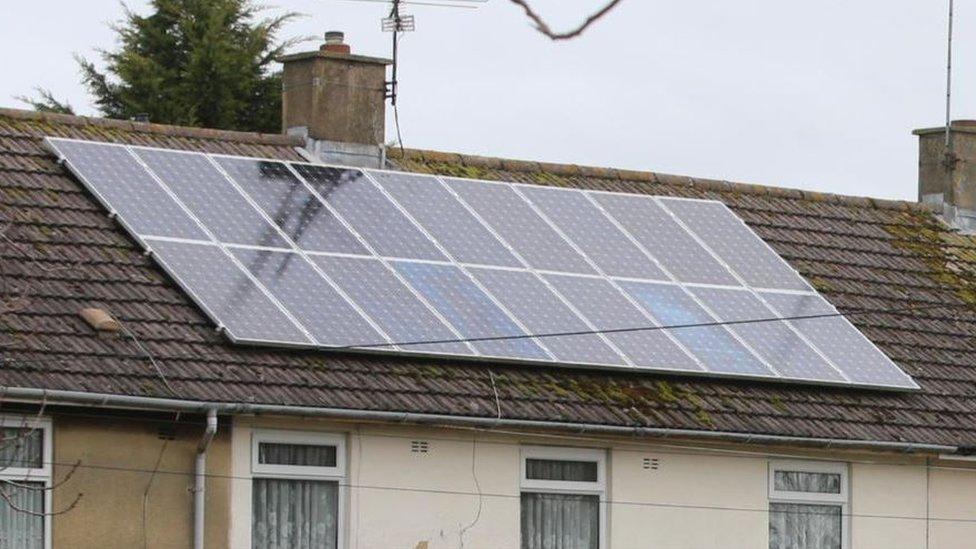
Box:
left=194, top=409, right=217, bottom=549
left=0, top=387, right=957, bottom=455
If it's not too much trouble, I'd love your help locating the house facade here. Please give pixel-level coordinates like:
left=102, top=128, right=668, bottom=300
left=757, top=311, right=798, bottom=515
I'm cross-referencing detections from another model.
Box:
left=3, top=35, right=976, bottom=549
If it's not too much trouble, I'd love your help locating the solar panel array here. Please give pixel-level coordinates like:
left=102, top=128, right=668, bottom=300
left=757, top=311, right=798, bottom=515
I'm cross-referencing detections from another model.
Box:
left=45, top=137, right=919, bottom=390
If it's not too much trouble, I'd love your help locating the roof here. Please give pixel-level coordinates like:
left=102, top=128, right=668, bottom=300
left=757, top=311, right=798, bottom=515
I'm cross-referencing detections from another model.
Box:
left=2, top=107, right=976, bottom=448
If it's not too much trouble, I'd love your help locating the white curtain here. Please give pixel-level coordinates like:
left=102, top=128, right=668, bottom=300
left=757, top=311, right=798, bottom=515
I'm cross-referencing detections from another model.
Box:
left=769, top=471, right=842, bottom=549
left=258, top=443, right=335, bottom=468
left=525, top=459, right=597, bottom=482
left=521, top=493, right=599, bottom=549
left=252, top=478, right=338, bottom=549
left=0, top=482, right=43, bottom=549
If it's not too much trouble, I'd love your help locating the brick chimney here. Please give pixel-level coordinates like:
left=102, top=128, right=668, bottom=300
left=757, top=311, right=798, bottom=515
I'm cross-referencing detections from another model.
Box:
left=280, top=32, right=392, bottom=167
left=914, top=121, right=976, bottom=231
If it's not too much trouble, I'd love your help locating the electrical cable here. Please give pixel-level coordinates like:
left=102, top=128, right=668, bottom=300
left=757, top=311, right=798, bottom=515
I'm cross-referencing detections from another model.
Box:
left=6, top=455, right=976, bottom=523
left=334, top=300, right=969, bottom=350
left=1, top=300, right=968, bottom=370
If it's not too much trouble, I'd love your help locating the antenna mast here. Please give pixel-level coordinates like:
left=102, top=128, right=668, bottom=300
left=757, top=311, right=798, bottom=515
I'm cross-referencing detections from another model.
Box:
left=383, top=0, right=415, bottom=106
left=945, top=0, right=956, bottom=166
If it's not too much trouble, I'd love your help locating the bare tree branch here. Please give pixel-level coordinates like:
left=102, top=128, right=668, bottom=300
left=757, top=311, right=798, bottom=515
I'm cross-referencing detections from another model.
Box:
left=3, top=460, right=82, bottom=492
left=508, top=0, right=625, bottom=40
left=0, top=484, right=82, bottom=517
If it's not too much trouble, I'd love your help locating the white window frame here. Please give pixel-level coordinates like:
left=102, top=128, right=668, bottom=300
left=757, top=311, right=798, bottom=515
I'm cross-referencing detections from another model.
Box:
left=0, top=415, right=52, bottom=549
left=768, top=460, right=849, bottom=549
left=250, top=429, right=347, bottom=549
left=519, top=446, right=607, bottom=549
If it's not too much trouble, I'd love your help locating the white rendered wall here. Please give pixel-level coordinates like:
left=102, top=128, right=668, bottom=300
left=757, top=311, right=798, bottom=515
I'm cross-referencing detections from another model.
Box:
left=228, top=417, right=976, bottom=549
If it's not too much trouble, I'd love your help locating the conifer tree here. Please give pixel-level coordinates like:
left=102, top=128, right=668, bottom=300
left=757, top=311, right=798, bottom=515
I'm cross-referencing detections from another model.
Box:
left=25, top=0, right=303, bottom=132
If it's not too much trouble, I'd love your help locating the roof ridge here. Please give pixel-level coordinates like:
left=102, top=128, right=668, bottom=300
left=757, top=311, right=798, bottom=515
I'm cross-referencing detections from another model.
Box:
left=0, top=107, right=303, bottom=147
left=389, top=147, right=934, bottom=214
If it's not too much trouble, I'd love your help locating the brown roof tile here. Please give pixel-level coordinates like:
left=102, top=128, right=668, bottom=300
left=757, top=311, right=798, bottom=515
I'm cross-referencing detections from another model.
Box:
left=3, top=108, right=976, bottom=448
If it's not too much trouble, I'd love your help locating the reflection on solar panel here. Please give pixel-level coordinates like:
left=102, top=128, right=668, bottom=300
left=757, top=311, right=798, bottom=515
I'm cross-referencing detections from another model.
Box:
left=45, top=137, right=919, bottom=390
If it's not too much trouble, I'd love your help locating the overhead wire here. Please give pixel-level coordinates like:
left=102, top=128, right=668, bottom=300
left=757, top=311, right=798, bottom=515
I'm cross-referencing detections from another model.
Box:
left=0, top=300, right=969, bottom=369
left=4, top=455, right=976, bottom=523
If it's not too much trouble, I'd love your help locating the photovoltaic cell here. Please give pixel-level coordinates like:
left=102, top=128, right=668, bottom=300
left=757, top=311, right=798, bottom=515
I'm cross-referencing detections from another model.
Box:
left=369, top=171, right=521, bottom=267
left=310, top=255, right=470, bottom=355
left=48, top=137, right=917, bottom=391
left=620, top=282, right=774, bottom=376
left=545, top=274, right=701, bottom=372
left=393, top=261, right=550, bottom=360
left=293, top=164, right=446, bottom=261
left=470, top=268, right=625, bottom=365
left=759, top=292, right=917, bottom=388
left=594, top=193, right=738, bottom=285
left=47, top=139, right=206, bottom=240
left=145, top=239, right=309, bottom=345
left=519, top=186, right=668, bottom=280
left=691, top=287, right=844, bottom=382
left=215, top=157, right=367, bottom=255
left=229, top=248, right=383, bottom=347
left=134, top=148, right=289, bottom=248
left=661, top=199, right=809, bottom=290
left=445, top=178, right=595, bottom=274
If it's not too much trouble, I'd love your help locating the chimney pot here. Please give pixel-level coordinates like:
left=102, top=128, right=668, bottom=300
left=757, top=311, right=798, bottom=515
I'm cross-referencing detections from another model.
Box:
left=322, top=31, right=351, bottom=54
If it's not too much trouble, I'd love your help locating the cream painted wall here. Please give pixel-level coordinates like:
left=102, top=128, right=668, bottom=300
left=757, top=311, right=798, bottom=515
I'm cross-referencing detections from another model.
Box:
left=40, top=411, right=976, bottom=549
left=609, top=450, right=768, bottom=549
left=227, top=416, right=976, bottom=549
left=850, top=463, right=928, bottom=549
left=51, top=414, right=231, bottom=549
left=927, top=465, right=976, bottom=547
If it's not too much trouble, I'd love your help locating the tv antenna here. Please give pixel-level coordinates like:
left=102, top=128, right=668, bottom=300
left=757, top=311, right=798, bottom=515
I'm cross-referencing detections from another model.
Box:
left=331, top=0, right=486, bottom=107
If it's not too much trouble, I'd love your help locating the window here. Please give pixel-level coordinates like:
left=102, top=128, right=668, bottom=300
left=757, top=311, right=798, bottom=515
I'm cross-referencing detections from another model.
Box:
left=769, top=461, right=848, bottom=549
left=250, top=431, right=345, bottom=549
left=0, top=415, right=52, bottom=549
left=520, top=446, right=605, bottom=549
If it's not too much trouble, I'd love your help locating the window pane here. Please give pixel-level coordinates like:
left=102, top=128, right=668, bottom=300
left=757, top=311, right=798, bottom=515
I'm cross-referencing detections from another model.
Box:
left=526, top=459, right=598, bottom=483
left=769, top=502, right=841, bottom=549
left=774, top=471, right=842, bottom=494
left=521, top=493, right=599, bottom=549
left=0, top=481, right=44, bottom=549
left=258, top=443, right=337, bottom=468
left=0, top=429, right=42, bottom=469
left=252, top=479, right=338, bottom=549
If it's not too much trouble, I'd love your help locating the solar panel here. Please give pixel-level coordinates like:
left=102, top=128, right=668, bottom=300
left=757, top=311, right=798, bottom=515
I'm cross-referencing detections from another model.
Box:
left=145, top=238, right=310, bottom=345
left=519, top=186, right=668, bottom=280
left=444, top=177, right=596, bottom=274
left=292, top=164, right=446, bottom=261
left=619, top=281, right=774, bottom=376
left=370, top=171, right=521, bottom=267
left=229, top=247, right=384, bottom=347
left=133, top=148, right=290, bottom=248
left=392, top=261, right=550, bottom=360
left=660, top=198, right=810, bottom=291
left=213, top=157, right=367, bottom=255
left=469, top=268, right=625, bottom=365
left=51, top=140, right=206, bottom=240
left=309, top=255, right=471, bottom=355
left=45, top=137, right=919, bottom=391
left=593, top=193, right=739, bottom=285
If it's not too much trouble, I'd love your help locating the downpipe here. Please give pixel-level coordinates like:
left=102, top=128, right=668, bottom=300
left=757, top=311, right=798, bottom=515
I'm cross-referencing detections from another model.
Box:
left=194, top=408, right=218, bottom=549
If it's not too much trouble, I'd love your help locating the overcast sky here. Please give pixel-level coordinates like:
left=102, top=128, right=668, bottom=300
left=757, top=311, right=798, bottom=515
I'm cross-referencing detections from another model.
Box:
left=0, top=1, right=967, bottom=200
